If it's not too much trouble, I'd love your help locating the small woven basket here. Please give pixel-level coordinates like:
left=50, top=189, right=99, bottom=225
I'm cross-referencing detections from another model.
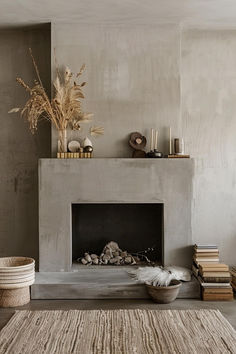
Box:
left=0, top=257, right=35, bottom=308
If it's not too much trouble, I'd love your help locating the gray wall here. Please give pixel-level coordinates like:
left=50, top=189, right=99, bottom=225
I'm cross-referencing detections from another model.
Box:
left=0, top=25, right=51, bottom=265
left=51, top=24, right=181, bottom=157
left=0, top=23, right=235, bottom=266
left=52, top=23, right=236, bottom=265
left=181, top=27, right=236, bottom=266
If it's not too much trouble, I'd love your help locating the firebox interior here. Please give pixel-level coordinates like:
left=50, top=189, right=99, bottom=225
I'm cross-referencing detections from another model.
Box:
left=72, top=203, right=164, bottom=264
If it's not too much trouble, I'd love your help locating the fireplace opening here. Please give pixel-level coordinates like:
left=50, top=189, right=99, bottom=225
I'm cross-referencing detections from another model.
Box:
left=72, top=203, right=164, bottom=266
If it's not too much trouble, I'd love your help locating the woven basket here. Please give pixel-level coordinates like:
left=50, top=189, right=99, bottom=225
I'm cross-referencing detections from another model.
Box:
left=0, top=257, right=34, bottom=271
left=0, top=257, right=35, bottom=307
left=0, top=287, right=30, bottom=307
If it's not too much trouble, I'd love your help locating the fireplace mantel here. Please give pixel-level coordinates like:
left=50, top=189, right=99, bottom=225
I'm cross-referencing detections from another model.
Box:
left=39, top=158, right=194, bottom=271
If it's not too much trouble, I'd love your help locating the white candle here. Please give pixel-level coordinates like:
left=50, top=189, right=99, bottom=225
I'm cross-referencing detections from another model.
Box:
left=169, top=127, right=172, bottom=155
left=151, top=128, right=154, bottom=151
left=154, top=130, right=158, bottom=150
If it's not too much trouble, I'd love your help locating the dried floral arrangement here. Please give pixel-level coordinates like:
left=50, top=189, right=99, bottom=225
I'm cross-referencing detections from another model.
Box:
left=9, top=48, right=104, bottom=152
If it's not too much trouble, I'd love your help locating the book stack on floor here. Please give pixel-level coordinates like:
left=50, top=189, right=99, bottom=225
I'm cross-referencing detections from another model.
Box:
left=199, top=263, right=233, bottom=301
left=230, top=267, right=236, bottom=292
left=192, top=244, right=233, bottom=301
left=192, top=244, right=219, bottom=277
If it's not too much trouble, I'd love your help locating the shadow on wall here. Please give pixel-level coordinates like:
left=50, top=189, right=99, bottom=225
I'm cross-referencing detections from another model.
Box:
left=0, top=24, right=51, bottom=268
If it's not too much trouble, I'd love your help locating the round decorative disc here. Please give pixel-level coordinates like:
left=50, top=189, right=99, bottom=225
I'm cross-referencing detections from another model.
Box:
left=68, top=140, right=80, bottom=152
left=129, top=132, right=147, bottom=150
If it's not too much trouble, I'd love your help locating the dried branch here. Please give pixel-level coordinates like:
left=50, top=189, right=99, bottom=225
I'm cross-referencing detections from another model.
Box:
left=29, top=47, right=44, bottom=88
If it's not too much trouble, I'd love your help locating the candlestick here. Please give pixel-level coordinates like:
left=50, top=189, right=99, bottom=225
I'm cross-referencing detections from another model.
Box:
left=154, top=130, right=158, bottom=150
left=169, top=127, right=172, bottom=155
left=151, top=128, right=154, bottom=151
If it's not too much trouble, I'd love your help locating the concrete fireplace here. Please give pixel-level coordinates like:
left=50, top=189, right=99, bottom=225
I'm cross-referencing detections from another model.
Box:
left=39, top=158, right=193, bottom=271
left=31, top=158, right=200, bottom=299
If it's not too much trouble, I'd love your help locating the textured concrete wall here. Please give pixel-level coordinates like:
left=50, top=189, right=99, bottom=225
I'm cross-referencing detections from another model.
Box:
left=52, top=23, right=236, bottom=265
left=181, top=27, right=236, bottom=265
left=51, top=24, right=181, bottom=157
left=0, top=26, right=51, bottom=264
left=1, top=23, right=235, bottom=267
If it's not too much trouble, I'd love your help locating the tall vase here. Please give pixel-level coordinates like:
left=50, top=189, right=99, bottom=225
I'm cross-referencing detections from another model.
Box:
left=58, top=129, right=68, bottom=153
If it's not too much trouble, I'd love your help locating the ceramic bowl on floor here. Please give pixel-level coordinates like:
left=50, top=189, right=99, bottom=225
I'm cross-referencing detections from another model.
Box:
left=146, top=279, right=182, bottom=304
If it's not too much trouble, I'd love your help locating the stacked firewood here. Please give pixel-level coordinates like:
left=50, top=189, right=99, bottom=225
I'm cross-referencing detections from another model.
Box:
left=78, top=241, right=137, bottom=266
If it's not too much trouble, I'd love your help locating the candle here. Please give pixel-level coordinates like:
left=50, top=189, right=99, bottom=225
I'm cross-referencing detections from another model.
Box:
left=169, top=127, right=172, bottom=155
left=154, top=130, right=158, bottom=150
left=151, top=128, right=154, bottom=151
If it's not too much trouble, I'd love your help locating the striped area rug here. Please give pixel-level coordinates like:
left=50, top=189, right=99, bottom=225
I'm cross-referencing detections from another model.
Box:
left=0, top=309, right=235, bottom=353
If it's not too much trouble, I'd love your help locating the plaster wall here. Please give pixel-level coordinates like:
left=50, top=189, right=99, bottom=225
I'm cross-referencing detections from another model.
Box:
left=51, top=24, right=181, bottom=157
left=181, top=28, right=236, bottom=265
left=0, top=26, right=51, bottom=264
left=51, top=23, right=236, bottom=265
left=1, top=23, right=235, bottom=267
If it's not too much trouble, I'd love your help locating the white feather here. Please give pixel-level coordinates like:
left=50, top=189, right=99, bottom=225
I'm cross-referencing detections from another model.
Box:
left=165, top=266, right=191, bottom=281
left=128, top=266, right=191, bottom=287
left=128, top=267, right=175, bottom=287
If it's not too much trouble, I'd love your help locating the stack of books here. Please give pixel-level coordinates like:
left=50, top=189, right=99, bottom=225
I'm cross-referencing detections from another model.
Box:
left=201, top=283, right=233, bottom=301
left=192, top=244, right=233, bottom=300
left=231, top=267, right=236, bottom=292
left=192, top=244, right=219, bottom=276
left=198, top=263, right=233, bottom=300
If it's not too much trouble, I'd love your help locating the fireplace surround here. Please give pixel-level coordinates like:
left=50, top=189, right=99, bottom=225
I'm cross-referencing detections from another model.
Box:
left=38, top=158, right=194, bottom=272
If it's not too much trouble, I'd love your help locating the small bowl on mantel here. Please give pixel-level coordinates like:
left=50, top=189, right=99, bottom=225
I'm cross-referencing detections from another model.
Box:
left=146, top=279, right=182, bottom=304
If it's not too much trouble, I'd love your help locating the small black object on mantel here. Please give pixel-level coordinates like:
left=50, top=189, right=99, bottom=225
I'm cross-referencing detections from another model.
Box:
left=147, top=128, right=163, bottom=158
left=147, top=149, right=163, bottom=158
left=84, top=145, right=93, bottom=153
left=129, top=132, right=147, bottom=158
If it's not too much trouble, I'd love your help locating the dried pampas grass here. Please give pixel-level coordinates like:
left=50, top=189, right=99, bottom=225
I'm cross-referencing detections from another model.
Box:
left=9, top=48, right=92, bottom=134
left=90, top=126, right=104, bottom=137
left=8, top=108, right=20, bottom=113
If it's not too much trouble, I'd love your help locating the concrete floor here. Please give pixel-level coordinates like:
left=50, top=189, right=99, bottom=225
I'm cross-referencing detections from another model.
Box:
left=0, top=299, right=235, bottom=332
